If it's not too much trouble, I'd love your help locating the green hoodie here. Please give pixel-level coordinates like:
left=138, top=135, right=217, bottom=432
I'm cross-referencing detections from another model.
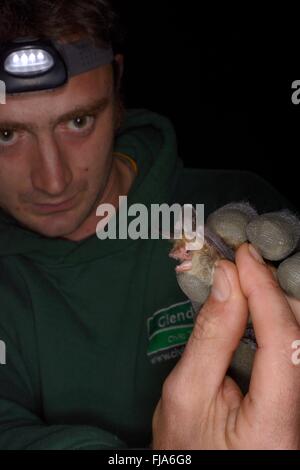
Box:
left=0, top=109, right=293, bottom=450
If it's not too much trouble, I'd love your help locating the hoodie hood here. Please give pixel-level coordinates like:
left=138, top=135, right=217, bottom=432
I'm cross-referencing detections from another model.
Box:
left=0, top=109, right=183, bottom=264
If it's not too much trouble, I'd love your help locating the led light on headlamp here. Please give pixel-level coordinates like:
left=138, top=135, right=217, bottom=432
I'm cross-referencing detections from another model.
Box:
left=0, top=38, right=114, bottom=94
left=5, top=49, right=54, bottom=75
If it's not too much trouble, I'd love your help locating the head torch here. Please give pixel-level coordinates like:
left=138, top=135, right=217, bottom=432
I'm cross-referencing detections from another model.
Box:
left=0, top=38, right=114, bottom=94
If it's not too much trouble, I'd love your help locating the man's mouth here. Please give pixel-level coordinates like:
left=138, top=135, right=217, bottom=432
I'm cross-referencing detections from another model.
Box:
left=31, top=194, right=78, bottom=214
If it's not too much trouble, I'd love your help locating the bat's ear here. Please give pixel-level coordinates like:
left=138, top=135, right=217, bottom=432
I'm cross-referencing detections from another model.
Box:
left=158, top=204, right=205, bottom=250
left=182, top=205, right=204, bottom=251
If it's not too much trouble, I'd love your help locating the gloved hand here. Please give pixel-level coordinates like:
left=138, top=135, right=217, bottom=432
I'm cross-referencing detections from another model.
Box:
left=169, top=202, right=300, bottom=391
left=154, top=244, right=300, bottom=449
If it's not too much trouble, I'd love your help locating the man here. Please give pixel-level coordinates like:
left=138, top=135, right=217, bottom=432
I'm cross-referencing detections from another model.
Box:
left=0, top=0, right=299, bottom=450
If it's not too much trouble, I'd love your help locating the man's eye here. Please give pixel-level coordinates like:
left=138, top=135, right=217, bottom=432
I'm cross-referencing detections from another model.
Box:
left=67, top=116, right=95, bottom=132
left=0, top=129, right=17, bottom=145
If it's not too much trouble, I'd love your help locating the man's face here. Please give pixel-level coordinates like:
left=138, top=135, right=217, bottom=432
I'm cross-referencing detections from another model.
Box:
left=0, top=62, right=120, bottom=238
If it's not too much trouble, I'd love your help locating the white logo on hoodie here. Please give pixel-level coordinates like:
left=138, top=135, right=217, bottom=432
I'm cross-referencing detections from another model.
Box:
left=0, top=340, right=6, bottom=365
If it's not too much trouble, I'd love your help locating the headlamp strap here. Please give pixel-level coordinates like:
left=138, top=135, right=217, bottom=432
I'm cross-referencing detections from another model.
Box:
left=56, top=39, right=114, bottom=77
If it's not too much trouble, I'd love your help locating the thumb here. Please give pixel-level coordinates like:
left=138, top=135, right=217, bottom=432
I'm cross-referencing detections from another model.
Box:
left=177, top=260, right=248, bottom=396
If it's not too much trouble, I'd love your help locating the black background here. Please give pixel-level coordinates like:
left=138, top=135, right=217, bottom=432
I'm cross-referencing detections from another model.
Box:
left=115, top=2, right=299, bottom=209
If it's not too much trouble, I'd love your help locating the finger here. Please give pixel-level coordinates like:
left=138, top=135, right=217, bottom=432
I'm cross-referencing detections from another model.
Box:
left=235, top=244, right=300, bottom=412
left=278, top=252, right=300, bottom=300
left=263, top=262, right=300, bottom=324
left=246, top=210, right=300, bottom=261
left=206, top=202, right=257, bottom=249
left=229, top=340, right=256, bottom=394
left=222, top=375, right=244, bottom=412
left=236, top=244, right=300, bottom=345
left=285, top=296, right=300, bottom=326
left=175, top=259, right=248, bottom=397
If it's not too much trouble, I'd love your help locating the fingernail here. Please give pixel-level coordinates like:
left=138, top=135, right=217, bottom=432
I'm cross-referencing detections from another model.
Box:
left=248, top=244, right=265, bottom=265
left=211, top=266, right=231, bottom=302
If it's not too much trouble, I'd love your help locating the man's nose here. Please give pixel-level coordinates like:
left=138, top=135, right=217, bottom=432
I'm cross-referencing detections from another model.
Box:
left=31, top=133, right=72, bottom=196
